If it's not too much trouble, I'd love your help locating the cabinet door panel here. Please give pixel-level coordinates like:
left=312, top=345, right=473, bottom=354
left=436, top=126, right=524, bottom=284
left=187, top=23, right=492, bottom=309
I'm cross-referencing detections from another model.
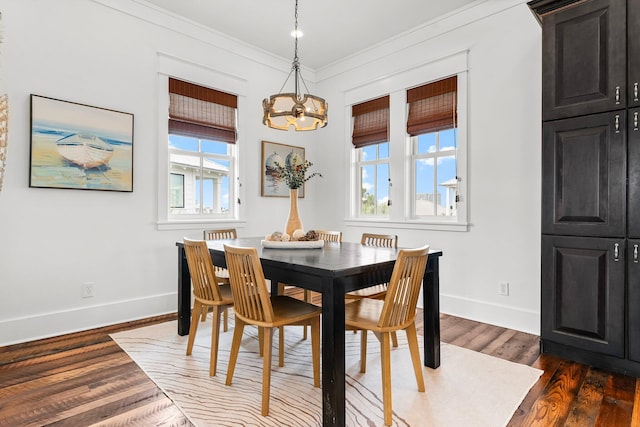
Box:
left=542, top=0, right=626, bottom=120
left=628, top=108, right=640, bottom=237
left=542, top=112, right=626, bottom=236
left=629, top=239, right=640, bottom=362
left=629, top=0, right=640, bottom=108
left=541, top=235, right=625, bottom=357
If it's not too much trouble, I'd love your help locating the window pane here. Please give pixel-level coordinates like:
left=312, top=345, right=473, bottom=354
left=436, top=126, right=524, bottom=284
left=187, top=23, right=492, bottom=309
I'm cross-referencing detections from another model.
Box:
left=360, top=165, right=375, bottom=215
left=377, top=163, right=389, bottom=215
left=202, top=139, right=228, bottom=155
left=378, top=142, right=389, bottom=159
left=203, top=157, right=230, bottom=214
left=169, top=134, right=198, bottom=152
left=362, top=145, right=377, bottom=161
left=439, top=129, right=457, bottom=152
left=170, top=173, right=184, bottom=208
left=417, top=133, right=436, bottom=154
left=437, top=154, right=457, bottom=216
left=415, top=159, right=435, bottom=216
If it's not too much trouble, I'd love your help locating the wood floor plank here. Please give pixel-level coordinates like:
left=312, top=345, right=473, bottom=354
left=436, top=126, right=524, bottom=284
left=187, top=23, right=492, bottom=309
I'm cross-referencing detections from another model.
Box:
left=518, top=361, right=589, bottom=426
left=507, top=353, right=564, bottom=426
left=593, top=374, right=636, bottom=426
left=563, top=368, right=608, bottom=427
left=632, top=379, right=640, bottom=427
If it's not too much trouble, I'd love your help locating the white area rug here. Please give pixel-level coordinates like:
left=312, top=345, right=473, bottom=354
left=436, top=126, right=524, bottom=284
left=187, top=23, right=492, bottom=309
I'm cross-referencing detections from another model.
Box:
left=111, top=318, right=541, bottom=427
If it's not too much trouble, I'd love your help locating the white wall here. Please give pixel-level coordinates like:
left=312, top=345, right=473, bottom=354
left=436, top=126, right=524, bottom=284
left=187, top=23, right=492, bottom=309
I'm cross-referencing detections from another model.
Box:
left=0, top=0, right=541, bottom=345
left=315, top=2, right=542, bottom=333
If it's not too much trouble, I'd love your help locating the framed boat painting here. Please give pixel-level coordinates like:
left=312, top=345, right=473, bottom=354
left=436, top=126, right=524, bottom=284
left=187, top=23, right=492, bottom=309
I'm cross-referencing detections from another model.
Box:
left=29, top=95, right=134, bottom=192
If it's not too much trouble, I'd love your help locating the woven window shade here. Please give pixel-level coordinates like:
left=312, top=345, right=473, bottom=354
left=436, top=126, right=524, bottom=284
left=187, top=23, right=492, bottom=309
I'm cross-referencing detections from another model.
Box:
left=169, top=78, right=237, bottom=144
left=351, top=95, right=390, bottom=148
left=407, top=76, right=457, bottom=136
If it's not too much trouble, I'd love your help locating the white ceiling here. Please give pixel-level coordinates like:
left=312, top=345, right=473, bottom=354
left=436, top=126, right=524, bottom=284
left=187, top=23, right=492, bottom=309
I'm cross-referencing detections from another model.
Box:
left=141, top=0, right=480, bottom=69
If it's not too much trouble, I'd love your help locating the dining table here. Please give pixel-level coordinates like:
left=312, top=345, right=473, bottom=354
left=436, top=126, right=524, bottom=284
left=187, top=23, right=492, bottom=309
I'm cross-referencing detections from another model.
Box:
left=176, top=237, right=443, bottom=427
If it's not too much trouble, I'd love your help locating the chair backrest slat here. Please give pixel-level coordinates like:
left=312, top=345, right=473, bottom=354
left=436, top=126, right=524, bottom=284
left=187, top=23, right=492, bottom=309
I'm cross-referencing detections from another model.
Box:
left=204, top=228, right=237, bottom=240
left=183, top=238, right=223, bottom=301
left=224, top=244, right=274, bottom=324
left=379, top=246, right=429, bottom=329
left=315, top=230, right=342, bottom=242
left=361, top=233, right=398, bottom=248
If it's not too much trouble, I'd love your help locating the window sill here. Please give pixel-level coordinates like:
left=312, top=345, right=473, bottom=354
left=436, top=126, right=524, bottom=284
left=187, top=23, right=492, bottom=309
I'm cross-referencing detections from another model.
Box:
left=157, top=219, right=247, bottom=231
left=343, top=218, right=468, bottom=232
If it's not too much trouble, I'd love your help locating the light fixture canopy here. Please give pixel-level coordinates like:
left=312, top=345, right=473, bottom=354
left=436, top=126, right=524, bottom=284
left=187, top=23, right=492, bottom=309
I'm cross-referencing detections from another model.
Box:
left=262, top=0, right=328, bottom=131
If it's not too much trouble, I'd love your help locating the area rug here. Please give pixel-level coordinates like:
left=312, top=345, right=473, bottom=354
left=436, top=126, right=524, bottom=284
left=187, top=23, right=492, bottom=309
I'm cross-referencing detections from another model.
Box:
left=111, top=318, right=541, bottom=427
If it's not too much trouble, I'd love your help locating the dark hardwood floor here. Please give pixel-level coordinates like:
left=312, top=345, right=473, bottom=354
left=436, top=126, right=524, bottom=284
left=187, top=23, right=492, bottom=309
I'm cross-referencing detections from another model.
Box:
left=1, top=292, right=639, bottom=426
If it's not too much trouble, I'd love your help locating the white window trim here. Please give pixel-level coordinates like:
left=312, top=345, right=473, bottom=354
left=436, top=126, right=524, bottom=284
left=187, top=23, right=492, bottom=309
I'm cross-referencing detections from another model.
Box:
left=156, top=52, right=248, bottom=231
left=344, top=50, right=469, bottom=231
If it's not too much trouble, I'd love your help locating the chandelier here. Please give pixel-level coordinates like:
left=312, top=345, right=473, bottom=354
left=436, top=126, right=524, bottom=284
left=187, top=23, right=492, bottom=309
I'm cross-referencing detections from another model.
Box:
left=262, top=0, right=328, bottom=131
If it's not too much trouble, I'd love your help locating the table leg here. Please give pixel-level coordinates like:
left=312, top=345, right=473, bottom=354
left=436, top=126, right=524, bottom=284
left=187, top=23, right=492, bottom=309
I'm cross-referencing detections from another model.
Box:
left=423, top=255, right=441, bottom=368
left=178, top=246, right=191, bottom=336
left=321, top=278, right=346, bottom=427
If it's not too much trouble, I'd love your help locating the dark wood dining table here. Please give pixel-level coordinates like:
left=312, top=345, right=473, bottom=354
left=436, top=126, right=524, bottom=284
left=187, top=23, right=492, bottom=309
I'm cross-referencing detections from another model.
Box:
left=176, top=237, right=443, bottom=427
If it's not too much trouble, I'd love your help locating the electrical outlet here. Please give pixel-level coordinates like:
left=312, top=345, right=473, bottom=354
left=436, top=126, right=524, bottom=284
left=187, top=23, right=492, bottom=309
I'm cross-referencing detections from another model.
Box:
left=499, top=281, right=509, bottom=296
left=82, top=282, right=95, bottom=298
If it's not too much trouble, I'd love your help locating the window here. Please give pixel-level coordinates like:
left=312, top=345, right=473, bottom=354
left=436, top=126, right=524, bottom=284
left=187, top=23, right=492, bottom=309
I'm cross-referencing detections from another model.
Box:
left=357, top=143, right=390, bottom=216
left=408, top=76, right=458, bottom=219
left=352, top=96, right=390, bottom=217
left=169, top=136, right=233, bottom=215
left=168, top=78, right=237, bottom=219
left=413, top=130, right=458, bottom=217
left=345, top=52, right=467, bottom=230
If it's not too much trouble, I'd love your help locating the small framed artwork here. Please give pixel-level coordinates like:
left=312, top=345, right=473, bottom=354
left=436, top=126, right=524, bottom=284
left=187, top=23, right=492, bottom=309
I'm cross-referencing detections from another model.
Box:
left=29, top=94, right=134, bottom=192
left=261, top=140, right=305, bottom=197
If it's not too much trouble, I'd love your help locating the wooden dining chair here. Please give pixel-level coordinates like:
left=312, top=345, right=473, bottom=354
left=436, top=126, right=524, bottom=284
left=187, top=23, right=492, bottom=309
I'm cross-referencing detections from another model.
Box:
left=296, top=229, right=342, bottom=307
left=344, top=245, right=429, bottom=426
left=183, top=238, right=234, bottom=377
left=346, top=233, right=398, bottom=300
left=346, top=233, right=399, bottom=346
left=223, top=244, right=321, bottom=417
left=201, top=228, right=237, bottom=326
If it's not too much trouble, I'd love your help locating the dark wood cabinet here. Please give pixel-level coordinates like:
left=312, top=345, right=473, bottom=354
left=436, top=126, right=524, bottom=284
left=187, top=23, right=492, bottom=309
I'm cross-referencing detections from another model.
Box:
left=530, top=0, right=640, bottom=376
left=541, top=235, right=625, bottom=357
left=628, top=108, right=640, bottom=237
left=629, top=0, right=640, bottom=108
left=628, top=239, right=640, bottom=362
left=540, top=0, right=626, bottom=121
left=542, top=112, right=626, bottom=237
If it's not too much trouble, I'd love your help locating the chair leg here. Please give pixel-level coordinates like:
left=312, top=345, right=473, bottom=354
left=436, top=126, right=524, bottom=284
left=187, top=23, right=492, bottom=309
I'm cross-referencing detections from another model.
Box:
left=405, top=323, right=425, bottom=392
left=311, top=317, right=320, bottom=387
left=279, top=326, right=285, bottom=367
left=200, top=305, right=208, bottom=322
left=209, top=306, right=222, bottom=376
left=391, top=331, right=398, bottom=348
left=262, top=327, right=274, bottom=416
left=186, top=300, right=202, bottom=355
left=380, top=332, right=393, bottom=426
left=258, top=327, right=264, bottom=357
left=360, top=330, right=368, bottom=373
left=223, top=308, right=229, bottom=332
left=225, top=318, right=245, bottom=386
left=301, top=290, right=312, bottom=340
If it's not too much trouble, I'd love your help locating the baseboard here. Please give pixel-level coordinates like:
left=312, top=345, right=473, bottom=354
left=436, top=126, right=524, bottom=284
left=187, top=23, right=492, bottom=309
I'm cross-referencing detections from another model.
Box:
left=0, top=292, right=177, bottom=346
left=438, top=294, right=540, bottom=335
